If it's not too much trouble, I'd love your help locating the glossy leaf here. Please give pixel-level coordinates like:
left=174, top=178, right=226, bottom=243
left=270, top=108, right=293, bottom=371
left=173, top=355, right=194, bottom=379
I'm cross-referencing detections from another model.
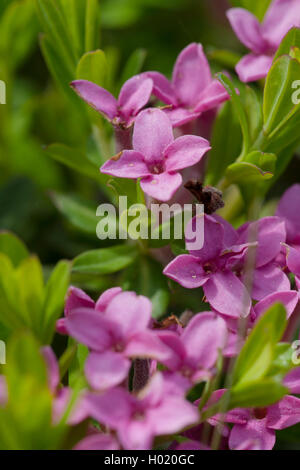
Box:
left=73, top=245, right=138, bottom=274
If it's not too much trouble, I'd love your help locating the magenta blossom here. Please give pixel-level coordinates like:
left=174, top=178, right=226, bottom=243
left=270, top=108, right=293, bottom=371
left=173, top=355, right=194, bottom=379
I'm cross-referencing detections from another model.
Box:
left=227, top=0, right=300, bottom=82
left=164, top=214, right=252, bottom=318
left=71, top=75, right=153, bottom=128
left=65, top=289, right=171, bottom=390
left=101, top=108, right=211, bottom=201
left=85, top=372, right=199, bottom=450
left=74, top=433, right=120, bottom=451
left=208, top=389, right=300, bottom=450
left=143, top=43, right=229, bottom=127
left=156, top=313, right=227, bottom=390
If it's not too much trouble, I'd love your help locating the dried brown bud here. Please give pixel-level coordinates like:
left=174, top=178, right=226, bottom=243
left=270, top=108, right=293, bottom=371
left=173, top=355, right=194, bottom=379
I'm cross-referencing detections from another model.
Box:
left=184, top=180, right=225, bottom=215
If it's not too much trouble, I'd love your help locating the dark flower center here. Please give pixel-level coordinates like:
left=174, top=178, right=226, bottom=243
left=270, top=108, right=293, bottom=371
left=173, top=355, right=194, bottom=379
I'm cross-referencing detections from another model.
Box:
left=253, top=408, right=268, bottom=420
left=149, top=162, right=164, bottom=174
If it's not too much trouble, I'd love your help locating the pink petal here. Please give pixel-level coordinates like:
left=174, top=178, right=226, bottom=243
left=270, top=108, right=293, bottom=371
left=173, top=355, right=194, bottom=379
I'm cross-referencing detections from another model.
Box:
left=181, top=312, right=227, bottom=369
left=66, top=310, right=117, bottom=352
left=64, top=286, right=95, bottom=316
left=237, top=217, right=286, bottom=268
left=105, top=291, right=152, bottom=336
left=172, top=43, right=211, bottom=107
left=285, top=244, right=300, bottom=277
left=187, top=214, right=224, bottom=261
left=236, top=53, right=273, bottom=82
left=254, top=291, right=299, bottom=320
left=284, top=368, right=300, bottom=394
left=125, top=331, right=174, bottom=363
left=74, top=434, right=120, bottom=450
left=85, top=351, right=130, bottom=390
left=164, top=135, right=211, bottom=172
left=226, top=8, right=268, bottom=54
left=251, top=264, right=290, bottom=301
left=41, top=346, right=59, bottom=393
left=262, top=0, right=300, bottom=49
left=267, top=395, right=300, bottom=430
left=143, top=71, right=177, bottom=105
left=229, top=420, right=276, bottom=450
left=70, top=80, right=118, bottom=120
left=276, top=184, right=300, bottom=244
left=101, top=150, right=150, bottom=178
left=149, top=396, right=199, bottom=436
left=163, top=254, right=209, bottom=289
left=155, top=331, right=186, bottom=370
left=140, top=172, right=182, bottom=201
left=163, top=106, right=201, bottom=127
left=95, top=287, right=123, bottom=312
left=118, top=419, right=153, bottom=450
left=118, top=75, right=153, bottom=121
left=194, top=79, right=230, bottom=113
left=204, top=271, right=251, bottom=318
left=86, top=388, right=133, bottom=429
left=213, top=214, right=238, bottom=248
left=133, top=108, right=173, bottom=163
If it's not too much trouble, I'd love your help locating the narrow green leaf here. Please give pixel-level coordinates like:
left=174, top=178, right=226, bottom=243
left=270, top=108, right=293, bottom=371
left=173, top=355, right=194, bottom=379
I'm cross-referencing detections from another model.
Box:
left=73, top=245, right=137, bottom=275
left=76, top=49, right=107, bottom=87
left=51, top=193, right=98, bottom=235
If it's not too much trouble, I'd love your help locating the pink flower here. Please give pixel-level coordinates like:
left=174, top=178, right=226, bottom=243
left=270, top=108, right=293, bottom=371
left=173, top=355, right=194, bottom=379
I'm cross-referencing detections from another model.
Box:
left=101, top=108, right=211, bottom=201
left=209, top=390, right=300, bottom=450
left=85, top=372, right=199, bottom=450
left=156, top=313, right=227, bottom=390
left=143, top=43, right=229, bottom=127
left=227, top=0, right=300, bottom=82
left=65, top=289, right=171, bottom=390
left=164, top=214, right=252, bottom=318
left=70, top=75, right=153, bottom=128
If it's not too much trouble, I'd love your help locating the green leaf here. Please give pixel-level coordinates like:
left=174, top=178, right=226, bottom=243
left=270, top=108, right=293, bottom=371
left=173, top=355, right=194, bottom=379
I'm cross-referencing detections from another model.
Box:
left=36, top=0, right=77, bottom=72
left=76, top=49, right=107, bottom=87
left=84, top=0, right=100, bottom=52
left=274, top=27, right=300, bottom=62
left=51, top=193, right=98, bottom=235
left=15, top=256, right=45, bottom=333
left=244, top=85, right=263, bottom=145
left=216, top=73, right=250, bottom=158
left=263, top=55, right=300, bottom=137
left=0, top=231, right=29, bottom=267
left=73, top=245, right=137, bottom=275
left=232, top=303, right=287, bottom=387
left=225, top=151, right=276, bottom=185
left=229, top=379, right=288, bottom=409
left=267, top=343, right=296, bottom=378
left=42, top=260, right=71, bottom=344
left=205, top=101, right=242, bottom=186
left=45, top=143, right=104, bottom=181
left=39, top=34, right=80, bottom=107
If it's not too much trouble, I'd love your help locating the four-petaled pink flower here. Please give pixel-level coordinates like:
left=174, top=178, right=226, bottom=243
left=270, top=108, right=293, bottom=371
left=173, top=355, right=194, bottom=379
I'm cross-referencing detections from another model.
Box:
left=71, top=75, right=153, bottom=128
left=143, top=43, right=229, bottom=127
left=65, top=288, right=171, bottom=390
left=227, top=0, right=300, bottom=82
left=85, top=372, right=199, bottom=450
left=164, top=214, right=253, bottom=318
left=101, top=108, right=211, bottom=201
